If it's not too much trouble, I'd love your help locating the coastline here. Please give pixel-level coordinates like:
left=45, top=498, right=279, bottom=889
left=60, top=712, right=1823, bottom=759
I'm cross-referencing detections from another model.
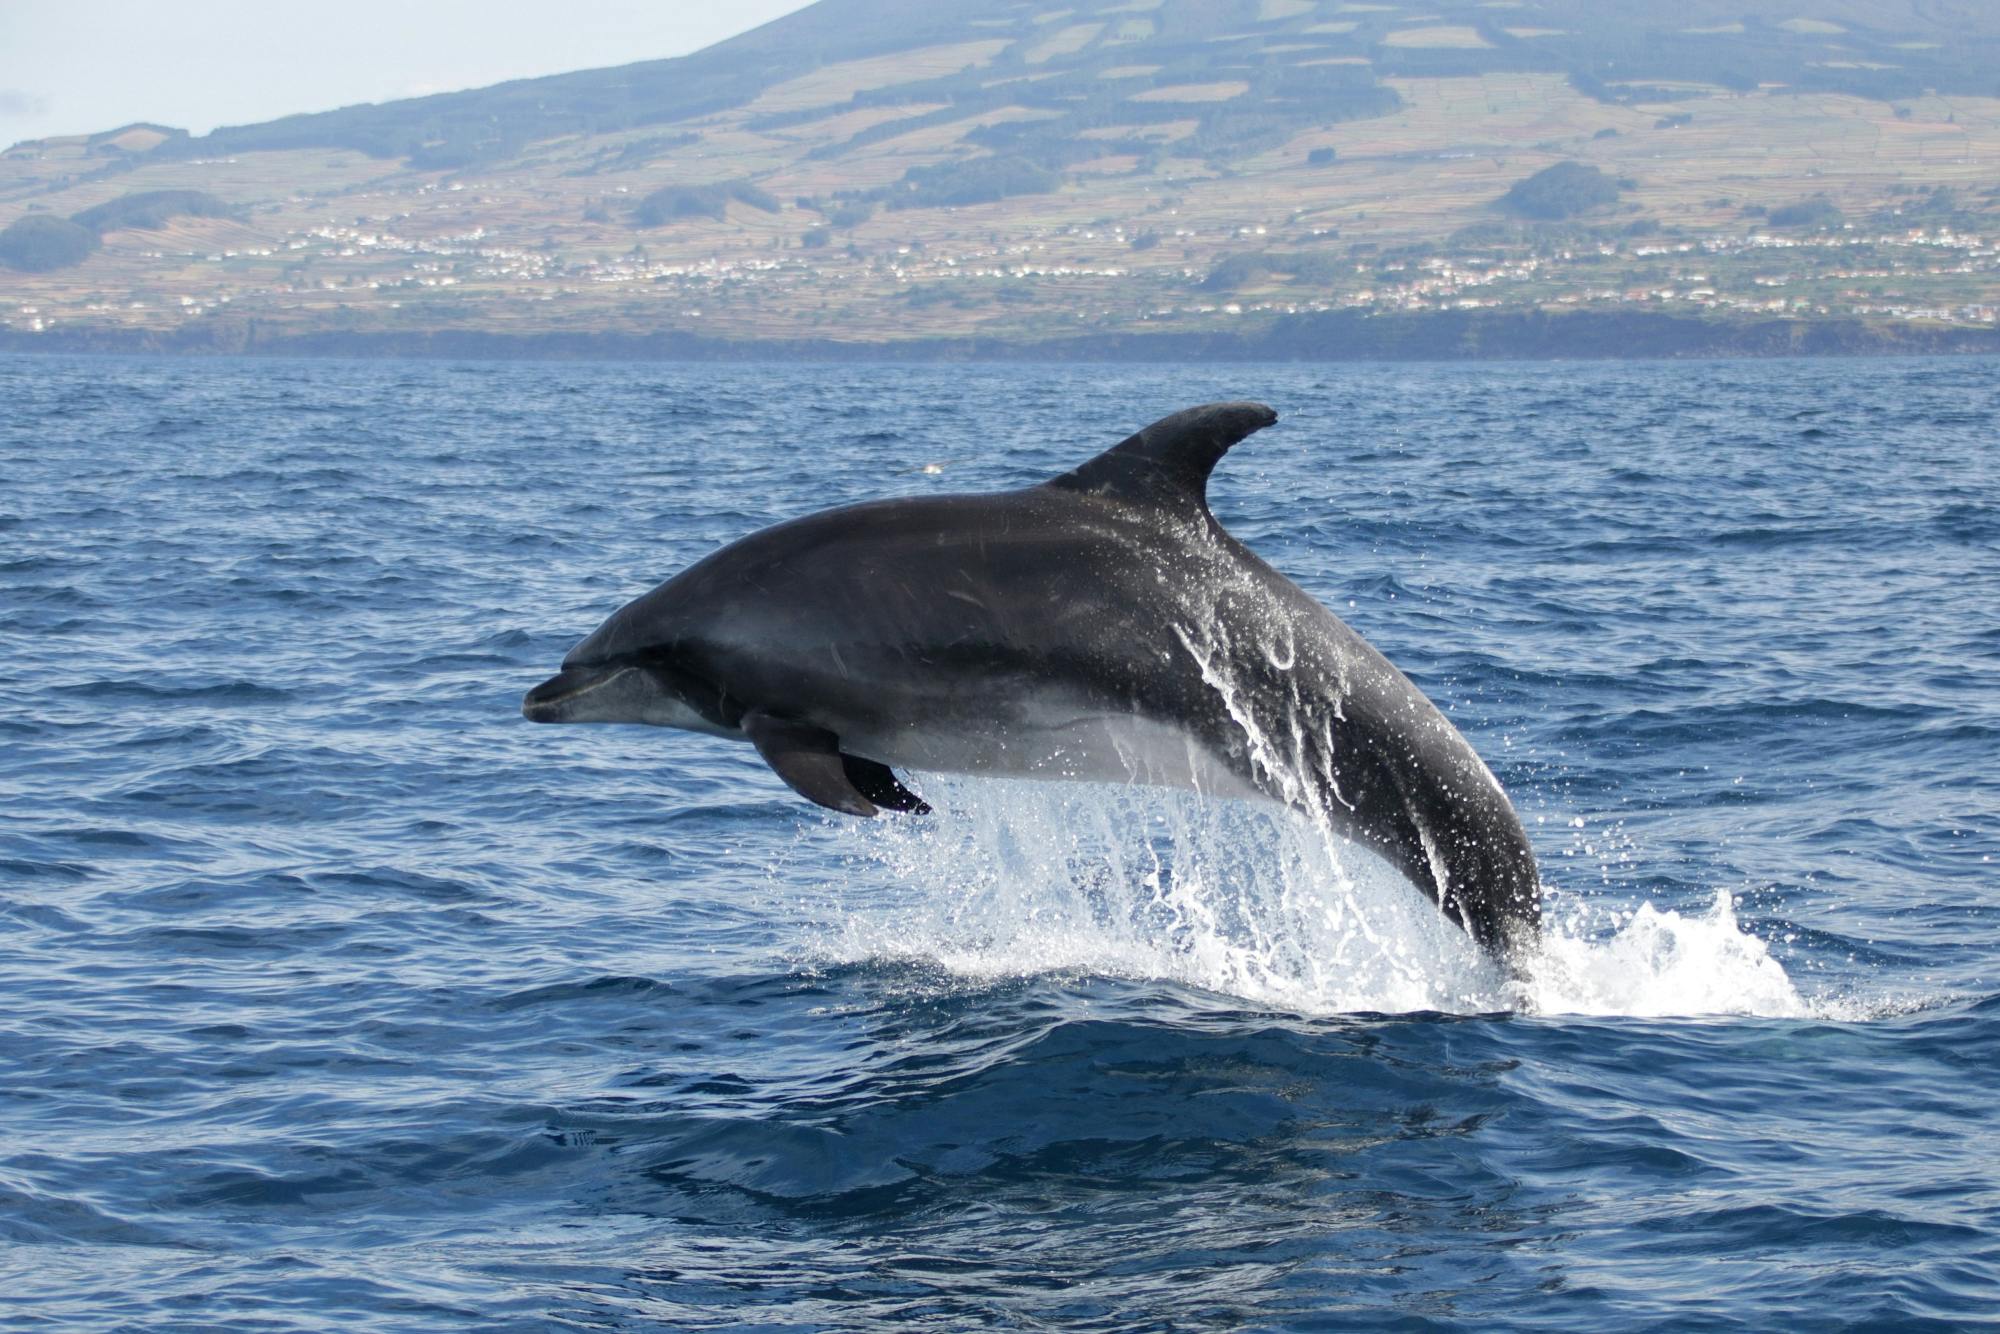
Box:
left=4, top=309, right=1998, bottom=362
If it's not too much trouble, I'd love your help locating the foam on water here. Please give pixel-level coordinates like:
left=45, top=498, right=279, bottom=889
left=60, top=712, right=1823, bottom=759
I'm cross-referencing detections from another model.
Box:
left=816, top=778, right=1813, bottom=1020
left=1527, top=890, right=1807, bottom=1018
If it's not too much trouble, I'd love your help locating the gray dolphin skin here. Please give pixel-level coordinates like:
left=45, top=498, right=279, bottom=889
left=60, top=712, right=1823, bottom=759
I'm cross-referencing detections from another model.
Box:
left=523, top=403, right=1541, bottom=958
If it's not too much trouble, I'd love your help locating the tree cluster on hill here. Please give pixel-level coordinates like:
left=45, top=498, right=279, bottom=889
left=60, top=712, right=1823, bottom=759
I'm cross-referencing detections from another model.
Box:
left=1874, top=184, right=1992, bottom=231
left=0, top=214, right=100, bottom=272
left=823, top=201, right=874, bottom=228
left=578, top=131, right=702, bottom=175
left=632, top=181, right=779, bottom=226
left=1767, top=198, right=1843, bottom=229
left=887, top=157, right=1060, bottom=210
left=1498, top=163, right=1621, bottom=220
left=70, top=190, right=236, bottom=232
left=0, top=190, right=237, bottom=272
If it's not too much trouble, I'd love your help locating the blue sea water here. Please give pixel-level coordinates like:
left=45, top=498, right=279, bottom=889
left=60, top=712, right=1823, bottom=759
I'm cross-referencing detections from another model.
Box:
left=0, top=352, right=1996, bottom=1331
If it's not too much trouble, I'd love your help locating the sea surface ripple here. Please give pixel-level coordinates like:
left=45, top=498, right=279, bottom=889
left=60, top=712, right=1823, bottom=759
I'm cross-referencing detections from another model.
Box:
left=0, top=354, right=1995, bottom=1330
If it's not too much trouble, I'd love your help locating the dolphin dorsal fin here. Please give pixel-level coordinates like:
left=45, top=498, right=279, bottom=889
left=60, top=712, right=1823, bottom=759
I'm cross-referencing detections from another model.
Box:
left=1050, top=401, right=1278, bottom=508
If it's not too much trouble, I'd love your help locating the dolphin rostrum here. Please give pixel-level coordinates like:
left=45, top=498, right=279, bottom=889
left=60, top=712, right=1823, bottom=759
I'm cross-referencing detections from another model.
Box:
left=524, top=403, right=1541, bottom=957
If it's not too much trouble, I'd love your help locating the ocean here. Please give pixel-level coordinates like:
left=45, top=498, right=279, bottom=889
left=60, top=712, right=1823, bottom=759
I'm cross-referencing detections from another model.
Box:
left=1, top=353, right=1995, bottom=1330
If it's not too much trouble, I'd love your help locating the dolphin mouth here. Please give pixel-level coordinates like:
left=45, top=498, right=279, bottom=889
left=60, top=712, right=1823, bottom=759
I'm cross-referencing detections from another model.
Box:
left=522, top=664, right=631, bottom=722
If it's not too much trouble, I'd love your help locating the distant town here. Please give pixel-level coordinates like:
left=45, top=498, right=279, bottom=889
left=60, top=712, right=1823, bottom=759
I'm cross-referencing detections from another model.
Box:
left=6, top=1, right=2000, bottom=356
left=10, top=207, right=1997, bottom=341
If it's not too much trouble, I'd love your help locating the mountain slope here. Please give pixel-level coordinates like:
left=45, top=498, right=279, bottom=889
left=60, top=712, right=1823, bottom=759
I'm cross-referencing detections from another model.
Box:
left=159, top=0, right=2000, bottom=168
left=4, top=0, right=1999, bottom=350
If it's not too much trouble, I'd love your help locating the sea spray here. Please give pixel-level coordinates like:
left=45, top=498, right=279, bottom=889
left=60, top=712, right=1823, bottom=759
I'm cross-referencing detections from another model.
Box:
left=1528, top=889, right=1807, bottom=1018
left=816, top=779, right=1812, bottom=1019
left=816, top=776, right=1495, bottom=1013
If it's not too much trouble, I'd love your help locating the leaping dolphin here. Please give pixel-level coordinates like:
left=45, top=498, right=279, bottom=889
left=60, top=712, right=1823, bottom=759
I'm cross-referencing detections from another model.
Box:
left=523, top=403, right=1541, bottom=958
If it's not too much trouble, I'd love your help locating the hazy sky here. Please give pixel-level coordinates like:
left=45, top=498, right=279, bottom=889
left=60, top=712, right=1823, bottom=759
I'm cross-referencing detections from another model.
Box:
left=0, top=1, right=816, bottom=148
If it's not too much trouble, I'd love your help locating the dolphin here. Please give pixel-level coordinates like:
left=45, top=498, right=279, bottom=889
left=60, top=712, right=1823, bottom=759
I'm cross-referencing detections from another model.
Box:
left=523, top=403, right=1541, bottom=957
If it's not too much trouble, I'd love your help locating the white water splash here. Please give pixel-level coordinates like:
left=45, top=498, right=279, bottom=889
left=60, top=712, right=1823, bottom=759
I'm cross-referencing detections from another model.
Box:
left=1527, top=889, right=1807, bottom=1018
left=812, top=778, right=1814, bottom=1020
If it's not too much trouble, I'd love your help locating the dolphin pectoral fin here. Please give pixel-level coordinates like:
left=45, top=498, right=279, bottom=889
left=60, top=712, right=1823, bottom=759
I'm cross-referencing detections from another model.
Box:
left=742, top=712, right=878, bottom=817
left=841, top=755, right=931, bottom=815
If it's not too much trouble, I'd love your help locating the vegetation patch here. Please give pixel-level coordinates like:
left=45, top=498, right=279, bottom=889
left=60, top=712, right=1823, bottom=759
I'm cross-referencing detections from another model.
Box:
left=1497, top=162, right=1620, bottom=220
left=1200, top=250, right=1348, bottom=291
left=579, top=131, right=701, bottom=174
left=888, top=156, right=1060, bottom=209
left=1766, top=198, right=1843, bottom=229
left=0, top=214, right=100, bottom=272
left=632, top=181, right=780, bottom=226
left=71, top=190, right=236, bottom=233
left=1, top=190, right=236, bottom=272
left=899, top=282, right=978, bottom=309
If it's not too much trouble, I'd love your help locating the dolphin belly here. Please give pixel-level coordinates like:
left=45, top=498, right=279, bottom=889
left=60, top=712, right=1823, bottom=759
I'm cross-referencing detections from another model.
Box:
left=840, top=703, right=1262, bottom=802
